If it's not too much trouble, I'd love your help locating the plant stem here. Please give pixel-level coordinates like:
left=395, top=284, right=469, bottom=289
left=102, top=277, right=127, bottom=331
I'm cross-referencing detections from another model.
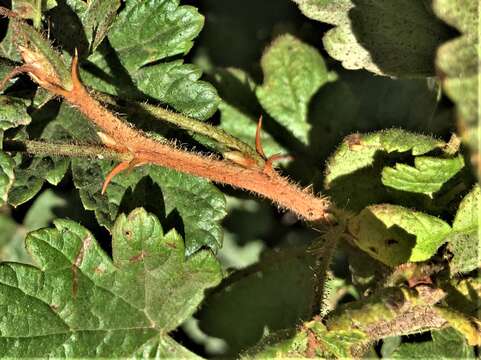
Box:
left=3, top=139, right=132, bottom=161
left=33, top=0, right=42, bottom=29
left=10, top=54, right=334, bottom=224
left=93, top=92, right=264, bottom=164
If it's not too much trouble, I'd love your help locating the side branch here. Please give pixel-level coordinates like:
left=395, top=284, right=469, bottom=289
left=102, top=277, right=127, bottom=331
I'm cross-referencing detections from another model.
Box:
left=7, top=53, right=333, bottom=224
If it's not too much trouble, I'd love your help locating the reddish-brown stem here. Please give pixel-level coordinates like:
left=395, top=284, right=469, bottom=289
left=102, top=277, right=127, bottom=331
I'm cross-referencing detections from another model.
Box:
left=16, top=55, right=334, bottom=223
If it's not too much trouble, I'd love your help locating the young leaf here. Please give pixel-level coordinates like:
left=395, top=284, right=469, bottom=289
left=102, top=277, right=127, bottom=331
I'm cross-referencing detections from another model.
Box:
left=0, top=208, right=222, bottom=357
left=392, top=328, right=474, bottom=359
left=256, top=34, right=335, bottom=144
left=447, top=185, right=480, bottom=274
left=325, top=130, right=445, bottom=187
left=433, top=0, right=480, bottom=175
left=348, top=204, right=451, bottom=266
left=293, top=0, right=450, bottom=77
left=82, top=0, right=219, bottom=120
left=382, top=155, right=464, bottom=196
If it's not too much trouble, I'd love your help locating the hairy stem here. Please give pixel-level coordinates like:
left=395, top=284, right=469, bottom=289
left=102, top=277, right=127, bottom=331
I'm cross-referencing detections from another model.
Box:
left=3, top=139, right=131, bottom=161
left=93, top=91, right=264, bottom=164
left=7, top=51, right=333, bottom=223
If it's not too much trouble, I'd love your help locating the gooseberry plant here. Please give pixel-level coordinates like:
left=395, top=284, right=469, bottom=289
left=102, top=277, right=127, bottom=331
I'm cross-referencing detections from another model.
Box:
left=0, top=0, right=479, bottom=358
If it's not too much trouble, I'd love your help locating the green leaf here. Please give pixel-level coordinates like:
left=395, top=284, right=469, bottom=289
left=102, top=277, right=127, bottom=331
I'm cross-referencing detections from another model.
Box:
left=324, top=129, right=445, bottom=210
left=0, top=151, right=15, bottom=206
left=8, top=104, right=72, bottom=206
left=72, top=159, right=226, bottom=255
left=0, top=96, right=31, bottom=134
left=256, top=34, right=335, bottom=144
left=382, top=155, right=464, bottom=196
left=325, top=130, right=445, bottom=187
left=0, top=189, right=68, bottom=264
left=82, top=0, right=219, bottom=120
left=213, top=68, right=286, bottom=157
left=392, top=328, right=475, bottom=359
left=433, top=0, right=480, bottom=175
left=293, top=0, right=450, bottom=77
left=63, top=0, right=121, bottom=53
left=0, top=208, right=222, bottom=357
left=348, top=204, right=451, bottom=266
left=198, top=250, right=318, bottom=357
left=447, top=185, right=480, bottom=274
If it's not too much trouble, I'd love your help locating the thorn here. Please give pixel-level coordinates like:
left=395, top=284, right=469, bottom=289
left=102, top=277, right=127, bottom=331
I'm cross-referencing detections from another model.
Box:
left=255, top=115, right=266, bottom=159
left=101, top=158, right=148, bottom=194
left=264, top=153, right=294, bottom=173
left=70, top=48, right=81, bottom=90
left=101, top=161, right=131, bottom=194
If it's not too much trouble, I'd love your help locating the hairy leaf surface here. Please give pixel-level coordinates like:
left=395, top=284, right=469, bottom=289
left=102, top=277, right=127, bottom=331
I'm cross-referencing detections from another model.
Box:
left=433, top=0, right=480, bottom=175
left=293, top=0, right=450, bottom=77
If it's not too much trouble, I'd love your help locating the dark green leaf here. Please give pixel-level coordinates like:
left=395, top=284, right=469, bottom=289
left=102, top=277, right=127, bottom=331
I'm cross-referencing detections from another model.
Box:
left=82, top=0, right=219, bottom=120
left=0, top=208, right=222, bottom=357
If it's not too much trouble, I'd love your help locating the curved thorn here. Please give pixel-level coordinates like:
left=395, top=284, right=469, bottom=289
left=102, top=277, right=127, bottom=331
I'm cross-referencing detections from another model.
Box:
left=264, top=153, right=294, bottom=173
left=255, top=115, right=266, bottom=159
left=101, top=161, right=131, bottom=195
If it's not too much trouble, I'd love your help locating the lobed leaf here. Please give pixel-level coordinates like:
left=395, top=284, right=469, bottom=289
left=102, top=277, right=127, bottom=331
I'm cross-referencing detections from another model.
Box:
left=0, top=208, right=222, bottom=357
left=293, top=0, right=450, bottom=77
left=256, top=34, right=335, bottom=144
